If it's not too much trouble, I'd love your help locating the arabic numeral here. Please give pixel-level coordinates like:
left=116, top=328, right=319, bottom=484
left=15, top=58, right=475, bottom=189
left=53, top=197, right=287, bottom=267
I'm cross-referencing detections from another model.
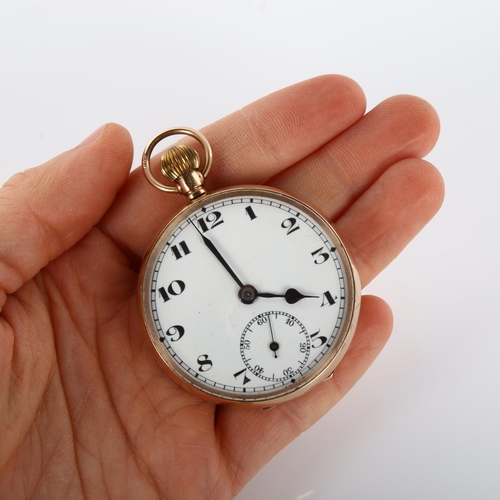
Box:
left=245, top=206, right=257, bottom=220
left=311, top=329, right=328, bottom=348
left=197, top=354, right=213, bottom=372
left=321, top=291, right=337, bottom=307
left=311, top=246, right=330, bottom=265
left=254, top=365, right=264, bottom=376
left=281, top=217, right=300, bottom=235
left=158, top=280, right=186, bottom=302
left=171, top=240, right=191, bottom=260
left=165, top=325, right=185, bottom=342
left=197, top=211, right=224, bottom=232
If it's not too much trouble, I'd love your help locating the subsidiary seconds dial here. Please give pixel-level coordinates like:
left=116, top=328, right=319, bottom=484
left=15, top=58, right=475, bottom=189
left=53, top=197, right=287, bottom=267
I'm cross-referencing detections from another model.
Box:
left=240, top=311, right=311, bottom=382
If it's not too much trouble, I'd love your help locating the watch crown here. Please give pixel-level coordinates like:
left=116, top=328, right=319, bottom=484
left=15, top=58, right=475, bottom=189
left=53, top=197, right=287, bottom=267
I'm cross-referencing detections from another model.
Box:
left=160, top=144, right=207, bottom=201
left=160, top=144, right=200, bottom=181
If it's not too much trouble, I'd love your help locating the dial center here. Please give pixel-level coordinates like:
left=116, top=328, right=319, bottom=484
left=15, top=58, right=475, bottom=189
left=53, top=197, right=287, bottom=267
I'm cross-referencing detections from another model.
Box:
left=239, top=284, right=258, bottom=304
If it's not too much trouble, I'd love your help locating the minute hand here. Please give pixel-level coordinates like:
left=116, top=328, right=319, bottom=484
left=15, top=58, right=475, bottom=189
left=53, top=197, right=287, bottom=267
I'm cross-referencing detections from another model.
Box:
left=191, top=221, right=245, bottom=289
left=258, top=288, right=319, bottom=304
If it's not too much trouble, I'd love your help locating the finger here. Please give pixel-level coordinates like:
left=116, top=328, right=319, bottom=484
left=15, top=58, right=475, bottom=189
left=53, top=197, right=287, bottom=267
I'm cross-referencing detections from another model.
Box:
left=335, top=158, right=445, bottom=286
left=199, top=75, right=366, bottom=188
left=268, top=94, right=440, bottom=220
left=218, top=295, right=392, bottom=494
left=0, top=124, right=133, bottom=302
left=99, top=75, right=367, bottom=261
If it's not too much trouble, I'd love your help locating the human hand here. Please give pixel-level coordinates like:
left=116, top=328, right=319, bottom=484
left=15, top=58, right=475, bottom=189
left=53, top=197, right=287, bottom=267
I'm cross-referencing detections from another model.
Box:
left=0, top=75, right=443, bottom=499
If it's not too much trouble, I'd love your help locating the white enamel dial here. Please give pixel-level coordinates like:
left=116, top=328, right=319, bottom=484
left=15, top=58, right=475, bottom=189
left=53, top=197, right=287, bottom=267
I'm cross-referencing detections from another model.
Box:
left=140, top=186, right=360, bottom=405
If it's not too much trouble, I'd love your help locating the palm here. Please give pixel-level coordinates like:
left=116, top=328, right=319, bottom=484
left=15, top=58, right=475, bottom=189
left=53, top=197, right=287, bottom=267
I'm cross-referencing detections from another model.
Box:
left=0, top=76, right=443, bottom=499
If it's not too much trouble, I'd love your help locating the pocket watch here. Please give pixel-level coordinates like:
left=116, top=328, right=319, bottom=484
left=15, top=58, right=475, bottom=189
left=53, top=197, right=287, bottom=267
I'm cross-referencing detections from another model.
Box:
left=139, top=127, right=361, bottom=406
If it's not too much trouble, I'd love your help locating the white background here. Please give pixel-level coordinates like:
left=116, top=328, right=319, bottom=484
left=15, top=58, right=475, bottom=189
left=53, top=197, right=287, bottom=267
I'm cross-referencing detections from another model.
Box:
left=1, top=1, right=499, bottom=499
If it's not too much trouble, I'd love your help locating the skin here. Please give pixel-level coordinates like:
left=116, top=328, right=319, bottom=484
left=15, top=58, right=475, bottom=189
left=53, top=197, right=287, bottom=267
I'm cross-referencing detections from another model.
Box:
left=0, top=75, right=444, bottom=499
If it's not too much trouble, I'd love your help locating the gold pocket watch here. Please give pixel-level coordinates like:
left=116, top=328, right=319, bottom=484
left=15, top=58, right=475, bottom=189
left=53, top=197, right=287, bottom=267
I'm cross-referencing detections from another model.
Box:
left=139, top=127, right=361, bottom=406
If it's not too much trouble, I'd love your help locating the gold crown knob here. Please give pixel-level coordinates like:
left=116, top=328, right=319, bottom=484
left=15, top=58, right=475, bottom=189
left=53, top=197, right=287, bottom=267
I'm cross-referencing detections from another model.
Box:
left=159, top=144, right=206, bottom=201
left=160, top=144, right=200, bottom=181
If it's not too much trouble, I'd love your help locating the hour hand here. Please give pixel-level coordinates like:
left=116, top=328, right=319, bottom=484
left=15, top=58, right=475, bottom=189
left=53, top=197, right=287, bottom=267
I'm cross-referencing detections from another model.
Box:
left=258, top=288, right=319, bottom=304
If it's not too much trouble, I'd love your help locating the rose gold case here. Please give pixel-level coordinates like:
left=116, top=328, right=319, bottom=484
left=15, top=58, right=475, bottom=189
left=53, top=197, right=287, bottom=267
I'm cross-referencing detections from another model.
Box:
left=138, top=185, right=361, bottom=407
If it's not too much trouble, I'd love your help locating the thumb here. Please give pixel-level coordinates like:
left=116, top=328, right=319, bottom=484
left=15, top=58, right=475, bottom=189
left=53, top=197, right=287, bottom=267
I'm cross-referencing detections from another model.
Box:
left=0, top=123, right=133, bottom=300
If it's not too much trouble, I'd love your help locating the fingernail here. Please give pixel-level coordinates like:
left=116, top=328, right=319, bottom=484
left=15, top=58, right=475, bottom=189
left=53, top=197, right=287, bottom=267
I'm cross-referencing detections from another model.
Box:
left=77, top=124, right=107, bottom=148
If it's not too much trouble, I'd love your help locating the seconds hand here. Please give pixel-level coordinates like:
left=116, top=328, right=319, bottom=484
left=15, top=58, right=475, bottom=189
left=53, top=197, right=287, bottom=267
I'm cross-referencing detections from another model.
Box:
left=268, top=314, right=279, bottom=358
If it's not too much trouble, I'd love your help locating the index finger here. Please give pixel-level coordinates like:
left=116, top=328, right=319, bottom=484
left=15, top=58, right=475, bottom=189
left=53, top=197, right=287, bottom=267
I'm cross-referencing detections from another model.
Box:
left=99, top=75, right=366, bottom=263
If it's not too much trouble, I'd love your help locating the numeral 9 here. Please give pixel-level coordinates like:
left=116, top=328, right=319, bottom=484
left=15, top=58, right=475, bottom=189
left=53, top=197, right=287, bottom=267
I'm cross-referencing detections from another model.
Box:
left=166, top=325, right=185, bottom=342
